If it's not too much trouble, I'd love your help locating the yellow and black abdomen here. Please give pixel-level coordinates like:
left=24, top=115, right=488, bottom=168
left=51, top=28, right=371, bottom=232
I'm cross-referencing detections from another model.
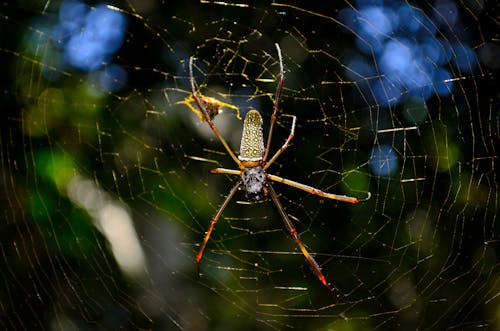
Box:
left=239, top=110, right=264, bottom=164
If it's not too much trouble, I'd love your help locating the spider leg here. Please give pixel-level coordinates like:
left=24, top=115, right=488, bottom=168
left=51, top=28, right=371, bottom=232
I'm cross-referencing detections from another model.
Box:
left=196, top=181, right=242, bottom=277
left=210, top=168, right=240, bottom=176
left=262, top=43, right=285, bottom=163
left=268, top=174, right=371, bottom=203
left=264, top=114, right=296, bottom=170
left=267, top=184, right=334, bottom=292
left=189, top=57, right=242, bottom=168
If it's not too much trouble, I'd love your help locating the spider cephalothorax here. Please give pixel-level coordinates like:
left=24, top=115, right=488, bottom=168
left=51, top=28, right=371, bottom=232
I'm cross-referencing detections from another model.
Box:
left=241, top=166, right=267, bottom=201
left=189, top=44, right=370, bottom=293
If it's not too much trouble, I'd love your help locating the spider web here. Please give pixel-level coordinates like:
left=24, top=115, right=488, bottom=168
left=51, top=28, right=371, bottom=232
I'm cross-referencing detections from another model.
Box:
left=1, top=0, right=498, bottom=330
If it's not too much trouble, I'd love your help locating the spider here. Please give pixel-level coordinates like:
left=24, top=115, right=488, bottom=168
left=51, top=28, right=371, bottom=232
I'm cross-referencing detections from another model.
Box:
left=190, top=44, right=371, bottom=292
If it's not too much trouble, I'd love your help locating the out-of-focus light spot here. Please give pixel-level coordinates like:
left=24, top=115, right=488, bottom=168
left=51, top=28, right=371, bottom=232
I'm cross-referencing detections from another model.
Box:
left=59, top=0, right=87, bottom=33
left=30, top=193, right=56, bottom=223
left=402, top=98, right=429, bottom=125
left=396, top=4, right=422, bottom=33
left=433, top=0, right=459, bottom=27
left=41, top=50, right=64, bottom=81
left=379, top=40, right=413, bottom=77
left=98, top=65, right=128, bottom=92
left=48, top=1, right=128, bottom=72
left=22, top=1, right=130, bottom=93
left=451, top=43, right=478, bottom=73
left=355, top=0, right=384, bottom=8
left=355, top=6, right=396, bottom=54
left=478, top=42, right=500, bottom=69
left=369, top=145, right=399, bottom=176
left=65, top=35, right=102, bottom=70
left=99, top=204, right=146, bottom=277
left=67, top=176, right=147, bottom=279
left=437, top=38, right=453, bottom=62
left=365, top=6, right=398, bottom=36
left=63, top=3, right=127, bottom=71
left=407, top=209, right=435, bottom=253
left=421, top=37, right=445, bottom=65
left=436, top=141, right=460, bottom=172
left=345, top=55, right=376, bottom=81
left=424, top=127, right=461, bottom=172
left=432, top=68, right=453, bottom=96
left=338, top=0, right=475, bottom=107
left=35, top=149, right=75, bottom=191
left=372, top=77, right=402, bottom=107
left=412, top=12, right=437, bottom=38
left=389, top=279, right=418, bottom=312
left=337, top=8, right=357, bottom=32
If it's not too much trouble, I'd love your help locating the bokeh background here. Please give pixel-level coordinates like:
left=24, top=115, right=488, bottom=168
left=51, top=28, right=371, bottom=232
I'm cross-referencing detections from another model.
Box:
left=1, top=0, right=499, bottom=330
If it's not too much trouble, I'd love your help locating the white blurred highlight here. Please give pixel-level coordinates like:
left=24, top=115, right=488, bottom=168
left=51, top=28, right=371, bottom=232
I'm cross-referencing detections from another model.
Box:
left=67, top=175, right=147, bottom=278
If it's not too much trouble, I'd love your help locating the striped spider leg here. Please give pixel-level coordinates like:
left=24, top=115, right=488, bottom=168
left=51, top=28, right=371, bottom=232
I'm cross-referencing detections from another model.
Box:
left=192, top=44, right=371, bottom=293
left=189, top=56, right=242, bottom=168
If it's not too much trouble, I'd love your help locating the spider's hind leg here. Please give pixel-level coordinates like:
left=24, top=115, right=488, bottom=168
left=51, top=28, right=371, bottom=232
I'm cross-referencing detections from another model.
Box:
left=267, top=184, right=335, bottom=293
left=196, top=181, right=241, bottom=277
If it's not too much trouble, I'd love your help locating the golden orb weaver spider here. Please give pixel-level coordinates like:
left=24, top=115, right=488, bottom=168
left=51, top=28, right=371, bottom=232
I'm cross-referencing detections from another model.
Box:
left=190, top=44, right=371, bottom=293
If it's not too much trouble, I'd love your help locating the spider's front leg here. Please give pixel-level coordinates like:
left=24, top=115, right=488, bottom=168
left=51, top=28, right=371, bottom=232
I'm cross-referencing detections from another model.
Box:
left=264, top=114, right=296, bottom=170
left=189, top=56, right=242, bottom=168
left=268, top=174, right=371, bottom=203
left=262, top=43, right=285, bottom=163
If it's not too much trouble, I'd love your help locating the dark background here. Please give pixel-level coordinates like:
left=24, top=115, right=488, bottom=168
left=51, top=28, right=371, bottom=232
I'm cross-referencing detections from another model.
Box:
left=1, top=0, right=498, bottom=330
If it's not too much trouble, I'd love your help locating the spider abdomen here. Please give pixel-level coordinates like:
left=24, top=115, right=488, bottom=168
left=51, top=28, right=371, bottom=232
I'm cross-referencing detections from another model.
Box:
left=239, top=110, right=264, bottom=163
left=241, top=166, right=267, bottom=201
